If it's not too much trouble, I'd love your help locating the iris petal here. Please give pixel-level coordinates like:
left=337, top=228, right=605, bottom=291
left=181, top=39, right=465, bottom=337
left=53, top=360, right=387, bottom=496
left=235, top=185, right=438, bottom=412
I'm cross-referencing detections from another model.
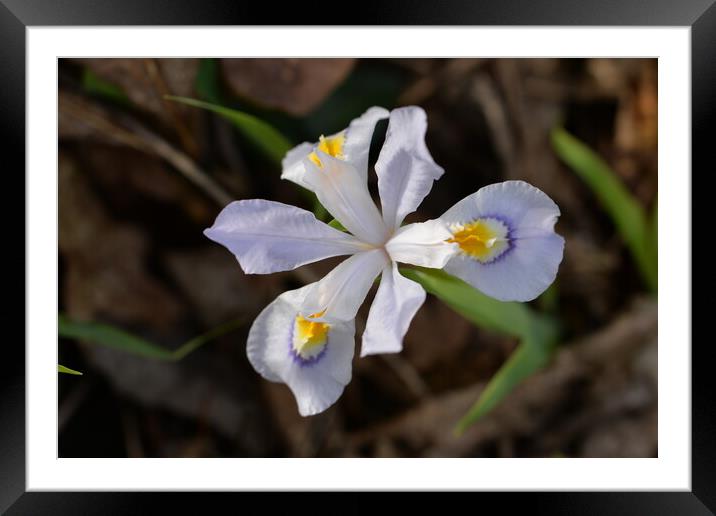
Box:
left=361, top=263, right=426, bottom=356
left=440, top=181, right=564, bottom=302
left=342, top=106, right=390, bottom=181
left=302, top=152, right=388, bottom=245
left=441, top=181, right=561, bottom=234
left=280, top=106, right=388, bottom=187
left=204, top=199, right=368, bottom=274
left=246, top=284, right=355, bottom=416
left=301, top=248, right=390, bottom=322
left=385, top=219, right=457, bottom=268
left=375, top=106, right=444, bottom=230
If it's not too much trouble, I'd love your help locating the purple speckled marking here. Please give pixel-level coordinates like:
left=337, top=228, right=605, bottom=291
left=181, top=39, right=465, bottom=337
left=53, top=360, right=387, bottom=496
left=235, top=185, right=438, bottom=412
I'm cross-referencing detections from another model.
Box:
left=464, top=214, right=515, bottom=266
left=287, top=316, right=328, bottom=367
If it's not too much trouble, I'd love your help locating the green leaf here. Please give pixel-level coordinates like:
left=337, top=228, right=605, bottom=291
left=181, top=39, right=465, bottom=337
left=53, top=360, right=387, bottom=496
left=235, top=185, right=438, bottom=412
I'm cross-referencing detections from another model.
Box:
left=82, top=69, right=129, bottom=105
left=551, top=127, right=656, bottom=292
left=165, top=96, right=293, bottom=165
left=59, top=314, right=175, bottom=359
left=173, top=317, right=248, bottom=360
left=400, top=267, right=560, bottom=432
left=311, top=194, right=330, bottom=222
left=327, top=218, right=347, bottom=232
left=58, top=314, right=246, bottom=361
left=455, top=323, right=558, bottom=434
left=58, top=364, right=83, bottom=375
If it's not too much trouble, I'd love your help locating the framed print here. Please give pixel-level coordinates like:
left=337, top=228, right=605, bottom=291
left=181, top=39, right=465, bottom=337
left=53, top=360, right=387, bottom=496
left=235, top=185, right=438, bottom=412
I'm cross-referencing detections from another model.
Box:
left=2, top=0, right=711, bottom=512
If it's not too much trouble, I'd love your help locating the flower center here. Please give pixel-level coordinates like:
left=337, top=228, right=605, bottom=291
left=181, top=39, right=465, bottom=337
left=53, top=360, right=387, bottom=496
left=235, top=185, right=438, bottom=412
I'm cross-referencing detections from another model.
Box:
left=292, top=313, right=330, bottom=359
left=308, top=133, right=346, bottom=168
left=447, top=218, right=511, bottom=263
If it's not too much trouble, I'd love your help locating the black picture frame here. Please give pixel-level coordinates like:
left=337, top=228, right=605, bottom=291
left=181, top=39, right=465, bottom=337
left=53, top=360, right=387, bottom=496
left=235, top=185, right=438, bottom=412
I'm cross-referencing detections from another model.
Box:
left=1, top=1, right=710, bottom=513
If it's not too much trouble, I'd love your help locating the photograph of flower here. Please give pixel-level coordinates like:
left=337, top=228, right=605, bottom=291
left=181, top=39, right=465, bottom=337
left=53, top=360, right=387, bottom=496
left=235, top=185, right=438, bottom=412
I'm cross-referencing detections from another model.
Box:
left=58, top=58, right=657, bottom=458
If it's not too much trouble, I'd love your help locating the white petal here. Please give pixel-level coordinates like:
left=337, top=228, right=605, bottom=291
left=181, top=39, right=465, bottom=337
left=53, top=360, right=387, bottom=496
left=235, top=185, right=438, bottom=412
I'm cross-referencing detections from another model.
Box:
left=375, top=106, right=444, bottom=230
left=385, top=219, right=457, bottom=269
left=247, top=284, right=355, bottom=416
left=280, top=107, right=388, bottom=188
left=441, top=181, right=561, bottom=235
left=440, top=181, right=564, bottom=302
left=204, top=199, right=367, bottom=274
left=302, top=152, right=388, bottom=245
left=301, top=248, right=389, bottom=321
left=342, top=106, right=390, bottom=181
left=444, top=232, right=565, bottom=302
left=280, top=142, right=315, bottom=189
left=361, top=264, right=426, bottom=356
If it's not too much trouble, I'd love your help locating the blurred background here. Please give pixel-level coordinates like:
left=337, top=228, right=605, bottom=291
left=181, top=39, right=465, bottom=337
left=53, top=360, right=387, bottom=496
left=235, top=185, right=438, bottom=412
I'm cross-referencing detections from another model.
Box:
left=58, top=58, right=657, bottom=458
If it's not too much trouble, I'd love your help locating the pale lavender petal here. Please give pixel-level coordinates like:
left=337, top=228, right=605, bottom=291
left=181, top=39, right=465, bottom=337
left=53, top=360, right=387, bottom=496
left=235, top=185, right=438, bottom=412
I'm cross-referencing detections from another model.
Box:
left=301, top=248, right=390, bottom=322
left=385, top=219, right=457, bottom=268
left=246, top=284, right=355, bottom=416
left=444, top=231, right=564, bottom=302
left=342, top=106, right=390, bottom=181
left=280, top=106, right=388, bottom=187
left=280, top=142, right=315, bottom=189
left=375, top=106, right=444, bottom=230
left=361, top=264, right=426, bottom=356
left=204, top=199, right=367, bottom=274
left=441, top=180, right=561, bottom=234
left=440, top=180, right=564, bottom=302
left=302, top=152, right=388, bottom=245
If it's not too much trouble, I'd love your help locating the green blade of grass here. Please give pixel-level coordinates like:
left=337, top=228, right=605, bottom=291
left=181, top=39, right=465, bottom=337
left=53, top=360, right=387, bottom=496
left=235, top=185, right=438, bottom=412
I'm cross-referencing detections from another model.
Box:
left=58, top=314, right=246, bottom=361
left=173, top=317, right=248, bottom=360
left=59, top=314, right=175, bottom=359
left=165, top=96, right=293, bottom=165
left=551, top=127, right=656, bottom=292
left=455, top=322, right=558, bottom=434
left=401, top=267, right=560, bottom=432
left=58, top=364, right=83, bottom=375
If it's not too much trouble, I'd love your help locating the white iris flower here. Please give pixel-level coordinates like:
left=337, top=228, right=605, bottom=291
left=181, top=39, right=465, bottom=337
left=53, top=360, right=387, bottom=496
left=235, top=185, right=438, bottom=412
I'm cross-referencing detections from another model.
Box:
left=205, top=106, right=564, bottom=416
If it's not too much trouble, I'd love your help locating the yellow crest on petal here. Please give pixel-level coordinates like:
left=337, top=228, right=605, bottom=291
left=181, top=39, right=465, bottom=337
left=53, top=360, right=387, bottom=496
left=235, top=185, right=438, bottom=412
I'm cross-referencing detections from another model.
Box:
left=447, top=218, right=511, bottom=263
left=293, top=314, right=330, bottom=358
left=308, top=133, right=346, bottom=168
